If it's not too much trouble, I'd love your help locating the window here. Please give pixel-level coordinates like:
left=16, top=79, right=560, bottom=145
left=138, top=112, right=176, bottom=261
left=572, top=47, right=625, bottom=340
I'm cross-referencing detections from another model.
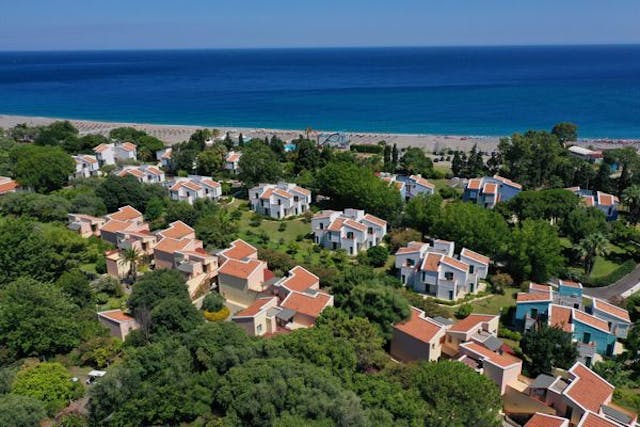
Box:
left=444, top=272, right=453, bottom=281
left=530, top=308, right=538, bottom=318
left=319, top=223, right=324, bottom=230
left=278, top=199, right=281, bottom=205
left=585, top=356, right=592, bottom=367
left=469, top=265, right=474, bottom=274
left=346, top=231, right=354, bottom=239
left=407, top=259, right=415, bottom=267
left=401, top=275, right=406, bottom=283
left=582, top=332, right=591, bottom=344
left=349, top=247, right=353, bottom=255
left=294, top=196, right=299, bottom=202
left=256, top=324, right=263, bottom=334
left=368, top=227, right=373, bottom=234
left=448, top=290, right=454, bottom=300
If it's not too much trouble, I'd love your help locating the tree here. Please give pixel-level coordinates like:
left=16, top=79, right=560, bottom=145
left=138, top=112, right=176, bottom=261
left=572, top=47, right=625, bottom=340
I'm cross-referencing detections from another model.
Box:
left=451, top=151, right=464, bottom=176
left=576, top=233, right=609, bottom=275
left=34, top=121, right=80, bottom=152
left=594, top=162, right=613, bottom=193
left=237, top=132, right=244, bottom=147
left=120, top=247, right=142, bottom=282
left=505, top=219, right=564, bottom=283
left=294, top=139, right=322, bottom=173
left=10, top=145, right=74, bottom=192
left=410, top=361, right=502, bottom=427
left=399, top=147, right=433, bottom=176
left=128, top=269, right=190, bottom=314
left=0, top=191, right=72, bottom=222
left=623, top=185, right=640, bottom=224
left=194, top=208, right=238, bottom=249
left=55, top=269, right=93, bottom=307
left=150, top=297, right=203, bottom=335
left=521, top=325, right=578, bottom=376
left=563, top=207, right=607, bottom=243
left=95, top=174, right=166, bottom=213
left=387, top=228, right=423, bottom=252
left=551, top=122, right=578, bottom=145
left=391, top=143, right=399, bottom=167
left=195, top=146, right=225, bottom=176
left=341, top=285, right=410, bottom=339
left=202, top=292, right=225, bottom=312
left=403, top=193, right=443, bottom=235
left=465, top=144, right=486, bottom=177
left=383, top=144, right=392, bottom=171
left=0, top=394, right=46, bottom=427
left=238, top=140, right=282, bottom=187
left=11, top=362, right=83, bottom=415
left=364, top=245, right=390, bottom=267
left=0, top=278, right=89, bottom=359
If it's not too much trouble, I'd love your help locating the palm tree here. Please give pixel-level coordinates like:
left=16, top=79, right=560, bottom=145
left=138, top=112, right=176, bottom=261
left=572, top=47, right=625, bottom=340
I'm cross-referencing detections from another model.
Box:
left=119, top=247, right=142, bottom=282
left=305, top=127, right=313, bottom=141
left=576, top=233, right=609, bottom=275
left=622, top=185, right=640, bottom=224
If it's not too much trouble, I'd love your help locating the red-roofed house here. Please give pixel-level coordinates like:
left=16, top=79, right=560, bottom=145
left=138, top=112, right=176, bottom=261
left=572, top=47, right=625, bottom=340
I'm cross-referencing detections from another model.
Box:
left=463, top=175, right=522, bottom=208
left=93, top=142, right=137, bottom=166
left=274, top=265, right=319, bottom=298
left=390, top=307, right=448, bottom=362
left=97, top=309, right=140, bottom=340
left=406, top=174, right=436, bottom=199
left=231, top=296, right=280, bottom=336
left=225, top=151, right=241, bottom=174
left=445, top=314, right=499, bottom=353
left=249, top=183, right=312, bottom=219
left=279, top=290, right=334, bottom=328
left=118, top=165, right=165, bottom=184
left=459, top=341, right=523, bottom=394
left=70, top=154, right=101, bottom=179
left=218, top=239, right=258, bottom=262
left=218, top=258, right=271, bottom=306
left=568, top=187, right=619, bottom=220
left=169, top=175, right=222, bottom=204
left=67, top=213, right=106, bottom=238
left=525, top=413, right=569, bottom=427
left=311, top=208, right=387, bottom=256
left=591, top=297, right=631, bottom=338
left=0, top=176, right=18, bottom=195
left=155, top=147, right=173, bottom=169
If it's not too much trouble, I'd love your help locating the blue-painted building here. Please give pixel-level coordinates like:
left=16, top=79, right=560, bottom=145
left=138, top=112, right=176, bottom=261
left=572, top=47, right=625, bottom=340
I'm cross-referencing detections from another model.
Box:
left=567, top=187, right=619, bottom=221
left=463, top=175, right=522, bottom=209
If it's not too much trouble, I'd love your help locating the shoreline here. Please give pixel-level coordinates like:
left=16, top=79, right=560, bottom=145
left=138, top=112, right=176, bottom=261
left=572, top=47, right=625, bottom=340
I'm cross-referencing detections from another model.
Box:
left=1, top=113, right=638, bottom=152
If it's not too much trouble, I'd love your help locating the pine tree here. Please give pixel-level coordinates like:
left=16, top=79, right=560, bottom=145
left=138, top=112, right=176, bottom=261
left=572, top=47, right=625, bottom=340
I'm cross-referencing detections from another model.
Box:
left=391, top=143, right=399, bottom=167
left=451, top=152, right=463, bottom=177
left=238, top=133, right=244, bottom=147
left=383, top=144, right=392, bottom=171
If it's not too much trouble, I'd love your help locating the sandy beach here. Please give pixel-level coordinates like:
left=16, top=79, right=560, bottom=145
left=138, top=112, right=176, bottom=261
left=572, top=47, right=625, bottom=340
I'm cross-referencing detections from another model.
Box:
left=1, top=114, right=638, bottom=152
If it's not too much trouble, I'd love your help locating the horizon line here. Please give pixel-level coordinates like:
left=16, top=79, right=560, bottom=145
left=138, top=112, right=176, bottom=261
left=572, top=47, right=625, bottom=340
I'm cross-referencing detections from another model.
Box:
left=2, top=42, right=640, bottom=53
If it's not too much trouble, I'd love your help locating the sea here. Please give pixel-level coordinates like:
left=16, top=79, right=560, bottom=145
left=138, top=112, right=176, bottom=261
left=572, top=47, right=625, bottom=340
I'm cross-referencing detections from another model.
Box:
left=0, top=45, right=639, bottom=138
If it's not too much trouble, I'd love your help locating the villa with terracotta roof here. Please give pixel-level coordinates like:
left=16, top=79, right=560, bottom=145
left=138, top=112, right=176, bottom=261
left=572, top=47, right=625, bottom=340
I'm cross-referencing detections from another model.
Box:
left=525, top=413, right=569, bottom=427
left=99, top=206, right=148, bottom=246
left=155, top=147, right=173, bottom=169
left=169, top=175, right=222, bottom=204
left=249, top=183, right=312, bottom=219
left=377, top=172, right=407, bottom=199
left=0, top=176, right=18, bottom=195
left=231, top=297, right=281, bottom=336
left=515, top=281, right=629, bottom=366
left=279, top=289, right=334, bottom=328
left=217, top=239, right=258, bottom=262
left=67, top=213, right=106, bottom=238
left=463, top=175, right=522, bottom=208
left=93, top=142, right=137, bottom=166
left=444, top=313, right=500, bottom=353
left=225, top=151, right=242, bottom=174
left=395, top=240, right=490, bottom=301
left=273, top=265, right=319, bottom=298
left=390, top=307, right=448, bottom=362
left=526, top=362, right=637, bottom=427
left=459, top=340, right=523, bottom=394
left=406, top=174, right=436, bottom=199
left=567, top=187, right=619, bottom=221
left=218, top=257, right=273, bottom=307
left=118, top=165, right=165, bottom=184
left=70, top=154, right=101, bottom=180
left=97, top=309, right=140, bottom=340
left=311, top=208, right=387, bottom=256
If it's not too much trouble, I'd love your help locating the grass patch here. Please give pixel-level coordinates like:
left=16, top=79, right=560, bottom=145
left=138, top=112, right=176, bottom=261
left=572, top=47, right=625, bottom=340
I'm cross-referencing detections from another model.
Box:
left=469, top=287, right=518, bottom=315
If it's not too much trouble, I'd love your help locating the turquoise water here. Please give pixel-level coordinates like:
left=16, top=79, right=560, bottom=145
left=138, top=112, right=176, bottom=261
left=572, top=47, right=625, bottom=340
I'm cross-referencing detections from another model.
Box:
left=0, top=46, right=639, bottom=138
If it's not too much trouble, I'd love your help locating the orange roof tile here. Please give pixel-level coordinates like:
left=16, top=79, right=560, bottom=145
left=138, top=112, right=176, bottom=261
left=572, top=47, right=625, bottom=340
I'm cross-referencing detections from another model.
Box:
left=273, top=188, right=293, bottom=199
left=582, top=195, right=595, bottom=207
left=549, top=305, right=573, bottom=333
left=154, top=237, right=193, bottom=254
left=564, top=363, right=614, bottom=413
left=483, top=182, right=498, bottom=195
left=260, top=188, right=275, bottom=199
left=280, top=291, right=332, bottom=319
left=449, top=314, right=497, bottom=333
left=0, top=178, right=18, bottom=194
left=108, top=205, right=142, bottom=221
left=343, top=219, right=367, bottom=233
left=226, top=152, right=241, bottom=162
left=145, top=166, right=163, bottom=175
left=525, top=413, right=568, bottom=427
left=98, top=309, right=135, bottom=323
left=559, top=279, right=583, bottom=289
left=313, top=210, right=337, bottom=219
left=517, top=292, right=552, bottom=303
left=362, top=214, right=387, bottom=227
left=119, top=142, right=137, bottom=152
left=529, top=282, right=553, bottom=293
left=101, top=220, right=135, bottom=233
left=394, top=307, right=445, bottom=344
left=120, top=168, right=144, bottom=178
left=233, top=297, right=277, bottom=317
left=493, top=175, right=523, bottom=189
left=281, top=266, right=319, bottom=292
left=573, top=310, right=611, bottom=333
left=292, top=186, right=311, bottom=196
left=396, top=244, right=427, bottom=255
left=221, top=239, right=257, bottom=260
left=441, top=255, right=469, bottom=272
left=421, top=252, right=443, bottom=272
left=200, top=178, right=221, bottom=188
left=592, top=298, right=631, bottom=322
left=93, top=143, right=111, bottom=153
left=181, top=180, right=202, bottom=191
left=460, top=248, right=490, bottom=265
left=219, top=258, right=263, bottom=280
left=577, top=412, right=619, bottom=427
left=327, top=217, right=346, bottom=232
left=159, top=221, right=194, bottom=239
left=411, top=175, right=436, bottom=189
left=460, top=341, right=522, bottom=368
left=597, top=191, right=617, bottom=207
left=467, top=178, right=482, bottom=190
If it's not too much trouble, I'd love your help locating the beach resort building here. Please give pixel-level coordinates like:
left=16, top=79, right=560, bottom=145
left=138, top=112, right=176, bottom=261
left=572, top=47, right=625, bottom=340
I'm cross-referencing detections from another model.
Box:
left=118, top=165, right=165, bottom=184
left=93, top=142, right=137, bottom=166
left=390, top=307, right=448, bottom=362
left=67, top=214, right=106, bottom=238
left=462, top=175, right=522, bottom=208
left=225, top=151, right=241, bottom=174
left=169, top=175, right=222, bottom=204
left=249, top=183, right=312, bottom=219
left=70, top=154, right=100, bottom=180
left=568, top=145, right=604, bottom=165
left=377, top=173, right=407, bottom=199
left=406, top=174, right=436, bottom=199
left=525, top=362, right=637, bottom=426
left=97, top=309, right=140, bottom=341
left=231, top=297, right=281, bottom=337
left=395, top=240, right=490, bottom=301
left=311, top=208, right=387, bottom=255
left=156, top=147, right=173, bottom=169
left=567, top=187, right=619, bottom=221
left=0, top=176, right=18, bottom=195
left=514, top=281, right=630, bottom=365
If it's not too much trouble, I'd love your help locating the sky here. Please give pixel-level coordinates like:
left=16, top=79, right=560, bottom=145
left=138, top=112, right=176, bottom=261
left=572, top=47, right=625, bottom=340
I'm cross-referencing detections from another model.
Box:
left=1, top=0, right=639, bottom=50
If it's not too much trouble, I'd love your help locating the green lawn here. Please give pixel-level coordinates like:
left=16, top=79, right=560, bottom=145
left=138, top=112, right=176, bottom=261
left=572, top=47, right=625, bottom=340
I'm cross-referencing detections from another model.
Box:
left=561, top=237, right=629, bottom=280
left=469, top=287, right=518, bottom=315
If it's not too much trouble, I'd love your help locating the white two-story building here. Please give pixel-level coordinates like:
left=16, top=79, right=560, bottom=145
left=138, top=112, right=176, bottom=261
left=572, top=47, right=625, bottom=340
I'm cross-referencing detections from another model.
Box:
left=249, top=183, right=311, bottom=219
left=169, top=175, right=222, bottom=204
left=118, top=165, right=165, bottom=184
left=93, top=142, right=137, bottom=166
left=70, top=154, right=101, bottom=180
left=311, top=208, right=387, bottom=256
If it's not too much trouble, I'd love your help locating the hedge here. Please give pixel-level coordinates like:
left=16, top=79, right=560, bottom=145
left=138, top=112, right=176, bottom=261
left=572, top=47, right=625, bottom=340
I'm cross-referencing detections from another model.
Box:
left=350, top=144, right=384, bottom=154
left=580, top=259, right=637, bottom=287
left=204, top=306, right=230, bottom=322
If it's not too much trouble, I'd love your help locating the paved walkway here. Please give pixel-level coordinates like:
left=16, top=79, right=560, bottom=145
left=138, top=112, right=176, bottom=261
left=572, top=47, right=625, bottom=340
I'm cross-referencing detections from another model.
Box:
left=583, top=264, right=640, bottom=300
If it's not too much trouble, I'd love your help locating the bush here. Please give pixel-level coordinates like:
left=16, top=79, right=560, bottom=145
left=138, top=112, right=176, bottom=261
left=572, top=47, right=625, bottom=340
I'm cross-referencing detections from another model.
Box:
left=438, top=186, right=459, bottom=200
left=278, top=222, right=287, bottom=232
left=498, top=326, right=522, bottom=341
left=202, top=292, right=225, bottom=312
left=95, top=256, right=107, bottom=274
left=454, top=303, right=473, bottom=319
left=74, top=336, right=122, bottom=368
left=204, top=306, right=230, bottom=322
left=365, top=246, right=390, bottom=268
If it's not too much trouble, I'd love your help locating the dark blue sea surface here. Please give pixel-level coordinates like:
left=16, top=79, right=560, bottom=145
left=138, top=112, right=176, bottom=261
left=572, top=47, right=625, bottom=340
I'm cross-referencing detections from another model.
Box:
left=0, top=46, right=639, bottom=138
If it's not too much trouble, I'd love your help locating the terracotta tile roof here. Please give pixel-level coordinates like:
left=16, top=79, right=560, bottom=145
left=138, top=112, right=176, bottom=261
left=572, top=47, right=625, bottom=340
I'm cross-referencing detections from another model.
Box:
left=280, top=266, right=319, bottom=292
left=460, top=341, right=522, bottom=368
left=327, top=218, right=346, bottom=232
left=260, top=188, right=275, bottom=199
left=525, top=413, right=568, bottom=427
left=154, top=237, right=193, bottom=254
left=200, top=178, right=221, bottom=188
left=448, top=314, right=497, bottom=333
left=582, top=195, right=595, bottom=207
left=0, top=177, right=18, bottom=194
left=393, top=307, right=445, bottom=344
left=98, top=309, right=135, bottom=323
left=75, top=155, right=97, bottom=164
left=592, top=298, right=631, bottom=322
left=120, top=168, right=144, bottom=178
left=273, top=188, right=294, bottom=199
left=108, top=205, right=142, bottom=221
left=221, top=239, right=257, bottom=260
left=564, top=363, right=614, bottom=413
left=396, top=243, right=427, bottom=255
left=467, top=178, right=482, bottom=190
left=226, top=152, right=241, bottom=162
left=159, top=221, right=194, bottom=239
left=313, top=210, right=337, bottom=219
left=362, top=214, right=387, bottom=227
left=182, top=180, right=202, bottom=191
left=100, top=220, right=135, bottom=233
left=343, top=219, right=368, bottom=233
left=119, top=142, right=137, bottom=152
left=280, top=291, right=332, bottom=319
left=573, top=310, right=611, bottom=333
left=410, top=175, right=436, bottom=189
left=559, top=279, right=583, bottom=289
left=291, top=186, right=311, bottom=196
left=145, top=166, right=163, bottom=176
left=93, top=143, right=111, bottom=153
left=441, top=255, right=469, bottom=272
left=597, top=191, right=618, bottom=207
left=233, top=297, right=277, bottom=318
left=549, top=305, right=573, bottom=333
left=421, top=252, right=443, bottom=272
left=529, top=282, right=553, bottom=293
left=483, top=182, right=498, bottom=195
left=493, top=175, right=523, bottom=189
left=219, top=258, right=263, bottom=280
left=577, top=412, right=619, bottom=427
left=460, top=248, right=490, bottom=265
left=517, top=292, right=552, bottom=303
